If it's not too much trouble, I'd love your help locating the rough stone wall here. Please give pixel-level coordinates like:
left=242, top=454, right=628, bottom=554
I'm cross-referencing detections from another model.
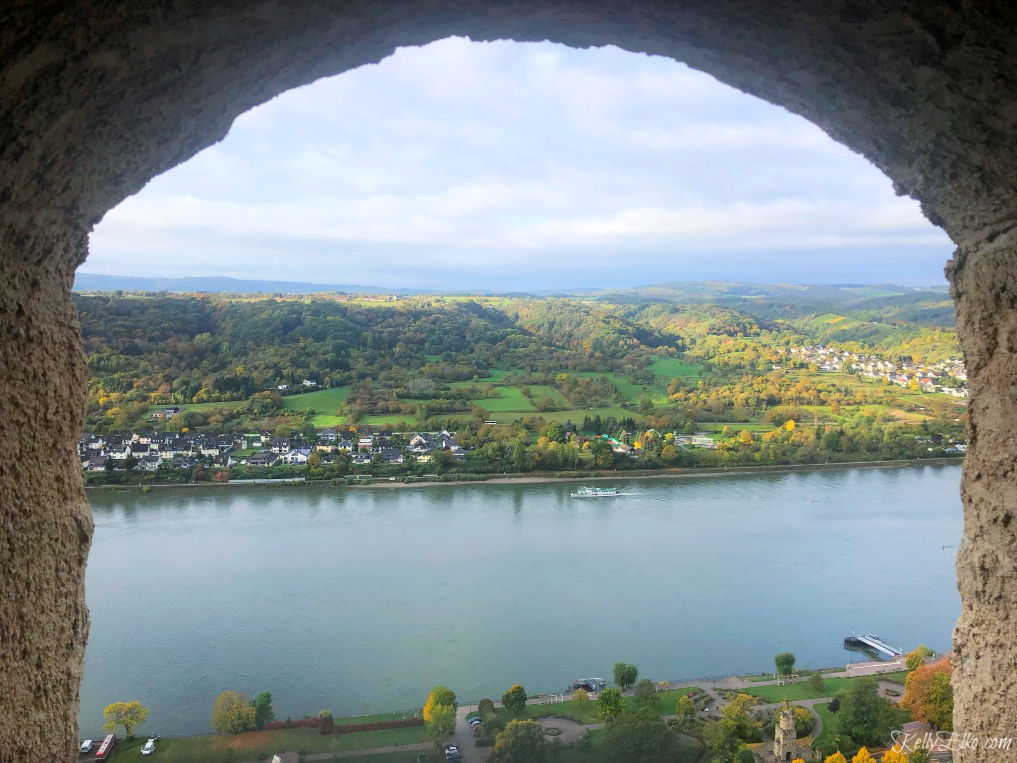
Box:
left=0, top=216, right=92, bottom=762
left=948, top=231, right=1017, bottom=758
left=2, top=1, right=1017, bottom=759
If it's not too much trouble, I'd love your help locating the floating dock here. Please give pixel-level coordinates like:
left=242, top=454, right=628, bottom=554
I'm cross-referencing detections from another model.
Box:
left=844, top=633, right=902, bottom=658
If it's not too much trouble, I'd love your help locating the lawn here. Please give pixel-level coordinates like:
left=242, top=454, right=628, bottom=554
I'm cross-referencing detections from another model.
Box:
left=107, top=723, right=429, bottom=762
left=812, top=700, right=837, bottom=752
left=742, top=672, right=907, bottom=703
left=501, top=687, right=701, bottom=726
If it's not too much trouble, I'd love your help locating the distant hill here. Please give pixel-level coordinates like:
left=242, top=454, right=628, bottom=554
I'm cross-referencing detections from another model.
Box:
left=586, top=280, right=947, bottom=304
left=72, top=273, right=420, bottom=295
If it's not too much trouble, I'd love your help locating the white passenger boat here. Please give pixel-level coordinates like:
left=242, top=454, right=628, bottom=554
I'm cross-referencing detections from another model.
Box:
left=570, top=486, right=624, bottom=498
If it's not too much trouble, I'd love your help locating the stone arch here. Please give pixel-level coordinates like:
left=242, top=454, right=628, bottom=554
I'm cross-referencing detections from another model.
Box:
left=2, top=2, right=1015, bottom=760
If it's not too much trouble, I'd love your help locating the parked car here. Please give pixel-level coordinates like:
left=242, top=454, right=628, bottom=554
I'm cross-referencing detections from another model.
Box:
left=79, top=740, right=94, bottom=754
left=141, top=738, right=157, bottom=756
left=444, top=743, right=462, bottom=760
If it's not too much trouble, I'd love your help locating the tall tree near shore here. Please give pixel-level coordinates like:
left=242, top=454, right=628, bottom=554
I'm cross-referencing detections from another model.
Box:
left=423, top=685, right=457, bottom=722
left=774, top=652, right=796, bottom=675
left=252, top=691, right=274, bottom=729
left=613, top=662, right=639, bottom=690
left=210, top=690, right=255, bottom=734
left=102, top=700, right=150, bottom=739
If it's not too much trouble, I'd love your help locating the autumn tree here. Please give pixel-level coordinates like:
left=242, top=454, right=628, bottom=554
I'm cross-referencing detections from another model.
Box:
left=852, top=747, right=876, bottom=763
left=613, top=662, right=639, bottom=690
left=571, top=688, right=590, bottom=719
left=823, top=753, right=847, bottom=763
left=881, top=746, right=909, bottom=763
left=489, top=719, right=548, bottom=763
left=501, top=684, right=528, bottom=715
left=673, top=694, right=697, bottom=733
left=211, top=690, right=255, bottom=734
left=721, top=693, right=761, bottom=740
left=905, top=644, right=934, bottom=671
left=426, top=703, right=456, bottom=750
left=901, top=657, right=953, bottom=730
left=423, top=685, right=457, bottom=722
left=597, top=688, right=624, bottom=721
left=102, top=700, right=150, bottom=739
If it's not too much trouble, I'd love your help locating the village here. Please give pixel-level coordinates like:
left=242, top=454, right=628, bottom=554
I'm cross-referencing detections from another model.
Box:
left=77, top=428, right=468, bottom=474
left=783, top=346, right=968, bottom=399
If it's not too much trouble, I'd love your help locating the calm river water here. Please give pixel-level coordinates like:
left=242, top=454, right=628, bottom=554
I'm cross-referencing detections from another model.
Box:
left=81, top=464, right=962, bottom=736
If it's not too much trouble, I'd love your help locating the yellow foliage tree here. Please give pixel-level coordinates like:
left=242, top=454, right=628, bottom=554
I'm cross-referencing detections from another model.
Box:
left=881, top=746, right=910, bottom=763
left=852, top=747, right=876, bottom=763
left=102, top=700, right=149, bottom=738
left=824, top=753, right=847, bottom=763
left=785, top=419, right=796, bottom=432
left=422, top=686, right=456, bottom=723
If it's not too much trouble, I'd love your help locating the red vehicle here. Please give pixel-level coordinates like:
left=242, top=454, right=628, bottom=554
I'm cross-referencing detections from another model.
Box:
left=95, top=734, right=116, bottom=759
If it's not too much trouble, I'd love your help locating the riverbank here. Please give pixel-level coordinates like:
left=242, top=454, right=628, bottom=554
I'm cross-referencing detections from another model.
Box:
left=84, top=455, right=963, bottom=492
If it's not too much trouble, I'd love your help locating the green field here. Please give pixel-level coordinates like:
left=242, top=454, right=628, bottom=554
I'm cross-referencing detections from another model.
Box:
left=105, top=722, right=428, bottom=762
left=281, top=387, right=350, bottom=412
left=524, top=385, right=572, bottom=407
left=471, top=386, right=536, bottom=411
left=148, top=400, right=247, bottom=416
left=648, top=357, right=703, bottom=380
left=281, top=387, right=351, bottom=426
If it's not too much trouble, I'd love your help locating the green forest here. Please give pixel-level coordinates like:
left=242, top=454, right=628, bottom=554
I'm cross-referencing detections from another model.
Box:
left=76, top=287, right=966, bottom=480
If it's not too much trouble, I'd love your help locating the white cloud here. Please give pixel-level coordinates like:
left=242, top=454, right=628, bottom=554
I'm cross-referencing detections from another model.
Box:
left=87, top=37, right=953, bottom=289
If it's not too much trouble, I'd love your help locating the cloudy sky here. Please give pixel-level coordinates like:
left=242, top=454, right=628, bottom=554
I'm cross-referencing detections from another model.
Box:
left=85, top=38, right=954, bottom=291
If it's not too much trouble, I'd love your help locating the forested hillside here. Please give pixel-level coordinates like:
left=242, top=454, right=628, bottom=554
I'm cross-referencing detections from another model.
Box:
left=75, top=289, right=962, bottom=441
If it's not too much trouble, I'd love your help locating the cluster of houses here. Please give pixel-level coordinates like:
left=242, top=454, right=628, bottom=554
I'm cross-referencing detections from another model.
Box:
left=79, top=428, right=466, bottom=473
left=783, top=346, right=968, bottom=398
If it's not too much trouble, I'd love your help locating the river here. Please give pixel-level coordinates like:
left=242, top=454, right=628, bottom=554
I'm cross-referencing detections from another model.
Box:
left=80, top=464, right=962, bottom=736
